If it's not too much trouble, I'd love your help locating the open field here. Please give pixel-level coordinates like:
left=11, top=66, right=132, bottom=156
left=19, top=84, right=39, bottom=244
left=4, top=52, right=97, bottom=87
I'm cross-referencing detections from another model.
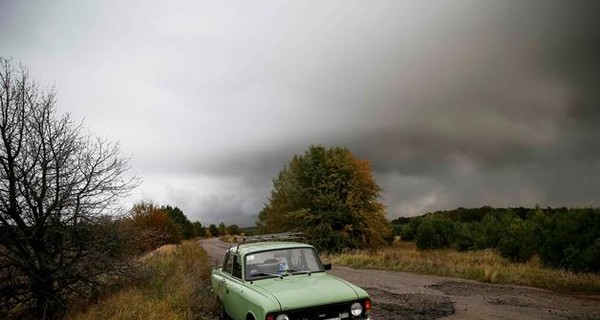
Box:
left=67, top=240, right=217, bottom=320
left=328, top=241, right=600, bottom=294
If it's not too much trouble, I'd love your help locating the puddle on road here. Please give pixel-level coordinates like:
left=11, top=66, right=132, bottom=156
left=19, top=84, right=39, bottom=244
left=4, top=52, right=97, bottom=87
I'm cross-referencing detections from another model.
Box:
left=365, top=287, right=455, bottom=320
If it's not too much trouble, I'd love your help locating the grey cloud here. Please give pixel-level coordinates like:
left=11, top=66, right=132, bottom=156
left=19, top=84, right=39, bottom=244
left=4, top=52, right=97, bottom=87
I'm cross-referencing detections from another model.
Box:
left=2, top=0, right=598, bottom=223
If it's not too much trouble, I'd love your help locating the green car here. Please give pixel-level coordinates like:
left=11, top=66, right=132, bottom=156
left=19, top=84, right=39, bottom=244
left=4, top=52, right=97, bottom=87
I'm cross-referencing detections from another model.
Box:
left=211, top=233, right=372, bottom=320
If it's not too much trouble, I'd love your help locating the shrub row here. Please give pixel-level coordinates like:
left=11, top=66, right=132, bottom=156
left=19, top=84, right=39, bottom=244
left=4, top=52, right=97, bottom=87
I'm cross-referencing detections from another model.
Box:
left=392, top=207, right=600, bottom=273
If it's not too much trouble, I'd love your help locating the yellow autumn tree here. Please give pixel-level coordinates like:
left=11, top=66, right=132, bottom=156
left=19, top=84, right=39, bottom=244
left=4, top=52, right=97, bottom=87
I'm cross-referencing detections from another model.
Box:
left=257, top=145, right=390, bottom=252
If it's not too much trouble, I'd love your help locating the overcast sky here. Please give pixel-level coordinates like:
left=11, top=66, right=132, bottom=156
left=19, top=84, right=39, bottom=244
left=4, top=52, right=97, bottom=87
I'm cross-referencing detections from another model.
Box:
left=1, top=0, right=598, bottom=226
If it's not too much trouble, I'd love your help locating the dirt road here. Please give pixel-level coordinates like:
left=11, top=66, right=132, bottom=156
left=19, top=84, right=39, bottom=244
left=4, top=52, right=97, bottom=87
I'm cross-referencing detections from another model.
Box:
left=200, top=238, right=600, bottom=320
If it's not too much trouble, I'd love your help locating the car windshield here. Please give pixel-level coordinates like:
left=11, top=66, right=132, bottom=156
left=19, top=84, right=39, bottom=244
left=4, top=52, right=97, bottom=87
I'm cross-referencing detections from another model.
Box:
left=245, top=247, right=324, bottom=280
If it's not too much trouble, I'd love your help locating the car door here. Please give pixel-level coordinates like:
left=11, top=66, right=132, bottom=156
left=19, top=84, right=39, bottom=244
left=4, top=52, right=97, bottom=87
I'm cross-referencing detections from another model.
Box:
left=226, top=254, right=246, bottom=320
left=219, top=253, right=236, bottom=317
left=220, top=253, right=248, bottom=320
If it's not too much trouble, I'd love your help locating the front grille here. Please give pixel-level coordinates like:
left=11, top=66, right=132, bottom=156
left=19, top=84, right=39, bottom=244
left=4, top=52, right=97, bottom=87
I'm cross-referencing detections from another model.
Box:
left=282, top=301, right=362, bottom=320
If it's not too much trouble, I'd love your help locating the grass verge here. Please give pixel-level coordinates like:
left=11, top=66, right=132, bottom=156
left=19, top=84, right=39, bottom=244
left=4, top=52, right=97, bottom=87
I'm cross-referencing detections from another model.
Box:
left=329, top=241, right=600, bottom=294
left=67, top=240, right=217, bottom=320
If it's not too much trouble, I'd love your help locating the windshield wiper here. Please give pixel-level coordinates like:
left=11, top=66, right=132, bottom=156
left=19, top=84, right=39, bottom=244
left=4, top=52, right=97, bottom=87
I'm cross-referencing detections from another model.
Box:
left=250, top=272, right=284, bottom=279
left=288, top=268, right=312, bottom=276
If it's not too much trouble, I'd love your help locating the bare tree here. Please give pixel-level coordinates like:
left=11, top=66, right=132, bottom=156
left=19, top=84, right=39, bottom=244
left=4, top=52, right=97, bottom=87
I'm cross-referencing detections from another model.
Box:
left=0, top=57, right=138, bottom=319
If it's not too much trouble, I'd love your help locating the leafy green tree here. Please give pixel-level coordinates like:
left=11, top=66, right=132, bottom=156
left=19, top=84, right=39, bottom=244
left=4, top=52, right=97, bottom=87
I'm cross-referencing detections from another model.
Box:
left=257, top=145, right=390, bottom=252
left=218, top=222, right=227, bottom=236
left=192, top=221, right=205, bottom=237
left=498, top=218, right=538, bottom=262
left=584, top=238, right=600, bottom=272
left=540, top=208, right=600, bottom=272
left=162, top=205, right=195, bottom=239
left=401, top=218, right=423, bottom=241
left=415, top=218, right=454, bottom=249
left=208, top=224, right=218, bottom=237
left=227, top=224, right=240, bottom=235
left=473, top=212, right=514, bottom=249
left=454, top=222, right=476, bottom=251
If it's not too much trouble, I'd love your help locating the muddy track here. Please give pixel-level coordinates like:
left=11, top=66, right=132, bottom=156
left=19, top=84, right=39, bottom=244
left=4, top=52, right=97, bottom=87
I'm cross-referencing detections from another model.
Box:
left=200, top=238, right=600, bottom=319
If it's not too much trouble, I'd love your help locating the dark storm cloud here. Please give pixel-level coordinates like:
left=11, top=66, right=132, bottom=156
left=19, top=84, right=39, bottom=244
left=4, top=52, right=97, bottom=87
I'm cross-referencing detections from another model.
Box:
left=2, top=0, right=598, bottom=222
left=192, top=0, right=600, bottom=216
left=367, top=0, right=600, bottom=214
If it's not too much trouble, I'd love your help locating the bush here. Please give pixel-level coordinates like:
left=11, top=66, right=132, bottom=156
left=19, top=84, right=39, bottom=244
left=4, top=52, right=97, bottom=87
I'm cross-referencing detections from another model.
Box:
left=454, top=222, right=476, bottom=251
left=392, top=207, right=600, bottom=272
left=498, top=219, right=537, bottom=262
left=583, top=238, right=600, bottom=272
left=473, top=214, right=500, bottom=249
left=129, top=202, right=182, bottom=253
left=407, top=219, right=423, bottom=241
left=539, top=209, right=600, bottom=272
left=415, top=219, right=454, bottom=250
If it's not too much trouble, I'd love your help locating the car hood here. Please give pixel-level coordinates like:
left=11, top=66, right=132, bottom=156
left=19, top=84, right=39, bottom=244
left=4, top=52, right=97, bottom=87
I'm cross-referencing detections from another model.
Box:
left=252, top=273, right=365, bottom=311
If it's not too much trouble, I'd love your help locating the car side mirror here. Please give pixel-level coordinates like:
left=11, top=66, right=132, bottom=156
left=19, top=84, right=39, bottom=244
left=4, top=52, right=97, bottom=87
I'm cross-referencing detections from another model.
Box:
left=323, top=263, right=332, bottom=270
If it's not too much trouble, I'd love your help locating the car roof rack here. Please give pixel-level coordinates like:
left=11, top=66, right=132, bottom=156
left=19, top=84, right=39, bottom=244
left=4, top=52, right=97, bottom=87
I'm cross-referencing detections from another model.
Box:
left=229, top=232, right=306, bottom=252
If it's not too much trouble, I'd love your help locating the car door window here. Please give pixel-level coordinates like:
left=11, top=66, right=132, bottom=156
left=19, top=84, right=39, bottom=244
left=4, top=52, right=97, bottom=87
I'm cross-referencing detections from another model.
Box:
left=223, top=253, right=233, bottom=275
left=232, top=255, right=242, bottom=279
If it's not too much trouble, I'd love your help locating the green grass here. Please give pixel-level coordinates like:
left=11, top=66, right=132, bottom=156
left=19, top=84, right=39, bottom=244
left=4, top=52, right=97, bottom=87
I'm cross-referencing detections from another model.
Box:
left=67, top=241, right=217, bottom=320
left=328, top=241, right=600, bottom=294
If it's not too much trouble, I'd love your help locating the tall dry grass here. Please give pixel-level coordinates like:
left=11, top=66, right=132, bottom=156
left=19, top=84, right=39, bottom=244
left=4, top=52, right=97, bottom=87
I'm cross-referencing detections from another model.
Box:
left=67, top=240, right=217, bottom=320
left=329, top=241, right=600, bottom=294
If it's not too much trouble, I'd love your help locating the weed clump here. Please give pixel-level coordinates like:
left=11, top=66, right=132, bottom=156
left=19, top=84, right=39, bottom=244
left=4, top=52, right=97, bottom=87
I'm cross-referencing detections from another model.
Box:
left=68, top=240, right=217, bottom=320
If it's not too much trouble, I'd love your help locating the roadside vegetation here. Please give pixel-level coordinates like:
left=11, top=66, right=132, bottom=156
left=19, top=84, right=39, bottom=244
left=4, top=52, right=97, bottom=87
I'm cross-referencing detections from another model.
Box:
left=330, top=241, right=600, bottom=294
left=328, top=205, right=600, bottom=295
left=391, top=206, right=600, bottom=274
left=67, top=240, right=217, bottom=320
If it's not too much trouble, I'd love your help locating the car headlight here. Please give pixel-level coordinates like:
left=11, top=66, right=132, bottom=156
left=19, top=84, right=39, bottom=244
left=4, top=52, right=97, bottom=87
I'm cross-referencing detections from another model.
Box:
left=276, top=314, right=290, bottom=320
left=351, top=302, right=363, bottom=316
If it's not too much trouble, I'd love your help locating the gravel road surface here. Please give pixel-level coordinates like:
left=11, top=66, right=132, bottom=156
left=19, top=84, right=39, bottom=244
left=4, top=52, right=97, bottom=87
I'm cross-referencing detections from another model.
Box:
left=200, top=238, right=600, bottom=319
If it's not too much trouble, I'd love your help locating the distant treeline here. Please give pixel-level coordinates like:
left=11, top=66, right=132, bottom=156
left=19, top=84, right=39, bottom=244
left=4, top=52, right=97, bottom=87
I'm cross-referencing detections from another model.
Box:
left=391, top=206, right=600, bottom=273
